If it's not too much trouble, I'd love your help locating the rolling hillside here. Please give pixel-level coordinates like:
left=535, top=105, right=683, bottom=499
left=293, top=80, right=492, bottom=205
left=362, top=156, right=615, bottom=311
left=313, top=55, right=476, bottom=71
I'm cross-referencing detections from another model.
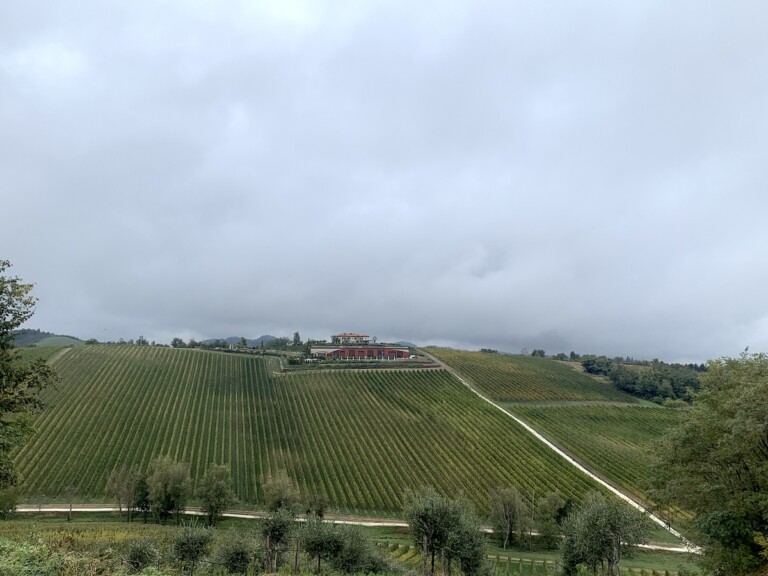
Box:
left=428, top=348, right=681, bottom=502
left=426, top=348, right=636, bottom=403
left=15, top=345, right=601, bottom=514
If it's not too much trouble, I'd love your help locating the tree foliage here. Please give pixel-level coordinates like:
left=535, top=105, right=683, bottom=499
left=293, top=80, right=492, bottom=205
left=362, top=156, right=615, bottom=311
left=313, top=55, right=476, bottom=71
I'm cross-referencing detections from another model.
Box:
left=489, top=486, right=529, bottom=549
left=262, top=469, right=300, bottom=512
left=174, top=520, right=214, bottom=574
left=196, top=464, right=235, bottom=526
left=0, top=260, right=58, bottom=490
left=651, top=352, right=768, bottom=575
left=261, top=506, right=294, bottom=572
left=536, top=491, right=567, bottom=549
left=147, top=456, right=190, bottom=524
left=581, top=354, right=702, bottom=403
left=560, top=492, right=650, bottom=576
left=404, top=487, right=487, bottom=576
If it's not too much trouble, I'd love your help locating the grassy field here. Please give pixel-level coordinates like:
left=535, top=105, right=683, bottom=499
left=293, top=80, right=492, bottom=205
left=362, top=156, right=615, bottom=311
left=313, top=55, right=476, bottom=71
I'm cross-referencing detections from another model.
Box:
left=426, top=348, right=636, bottom=403
left=17, top=345, right=69, bottom=364
left=15, top=345, right=601, bottom=515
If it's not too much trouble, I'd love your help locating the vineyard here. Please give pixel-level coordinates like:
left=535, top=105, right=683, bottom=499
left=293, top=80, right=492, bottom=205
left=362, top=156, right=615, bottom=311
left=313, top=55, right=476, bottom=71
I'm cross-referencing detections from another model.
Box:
left=511, top=405, right=681, bottom=500
left=15, top=345, right=601, bottom=515
left=426, top=348, right=636, bottom=403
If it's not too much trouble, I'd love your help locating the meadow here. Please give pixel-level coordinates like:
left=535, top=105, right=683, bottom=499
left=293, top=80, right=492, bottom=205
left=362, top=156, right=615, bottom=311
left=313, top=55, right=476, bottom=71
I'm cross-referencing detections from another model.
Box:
left=426, top=348, right=636, bottom=403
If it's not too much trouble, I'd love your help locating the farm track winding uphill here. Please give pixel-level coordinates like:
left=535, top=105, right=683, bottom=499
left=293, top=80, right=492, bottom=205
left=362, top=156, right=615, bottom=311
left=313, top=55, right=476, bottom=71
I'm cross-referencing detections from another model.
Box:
left=421, top=351, right=697, bottom=552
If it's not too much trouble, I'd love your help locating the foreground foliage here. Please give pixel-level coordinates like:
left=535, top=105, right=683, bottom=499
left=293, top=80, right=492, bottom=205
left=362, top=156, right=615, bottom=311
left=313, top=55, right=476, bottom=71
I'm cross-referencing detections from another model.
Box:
left=0, top=261, right=58, bottom=492
left=404, top=487, right=488, bottom=576
left=16, top=345, right=599, bottom=513
left=560, top=492, right=651, bottom=576
left=651, top=352, right=768, bottom=575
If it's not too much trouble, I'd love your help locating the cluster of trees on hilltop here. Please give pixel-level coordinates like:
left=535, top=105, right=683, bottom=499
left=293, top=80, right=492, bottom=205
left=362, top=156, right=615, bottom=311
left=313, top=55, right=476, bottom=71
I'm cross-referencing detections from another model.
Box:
left=580, top=355, right=704, bottom=403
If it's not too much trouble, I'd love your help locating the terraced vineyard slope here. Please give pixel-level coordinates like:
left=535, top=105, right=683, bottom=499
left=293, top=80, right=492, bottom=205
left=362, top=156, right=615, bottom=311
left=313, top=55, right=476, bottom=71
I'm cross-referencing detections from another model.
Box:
left=428, top=348, right=681, bottom=503
left=16, top=345, right=601, bottom=514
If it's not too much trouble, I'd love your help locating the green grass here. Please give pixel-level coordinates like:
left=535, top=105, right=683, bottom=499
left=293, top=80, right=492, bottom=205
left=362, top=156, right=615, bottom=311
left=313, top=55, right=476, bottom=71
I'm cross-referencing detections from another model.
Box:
left=17, top=346, right=68, bottom=364
left=16, top=345, right=603, bottom=515
left=428, top=348, right=637, bottom=403
left=33, top=335, right=83, bottom=347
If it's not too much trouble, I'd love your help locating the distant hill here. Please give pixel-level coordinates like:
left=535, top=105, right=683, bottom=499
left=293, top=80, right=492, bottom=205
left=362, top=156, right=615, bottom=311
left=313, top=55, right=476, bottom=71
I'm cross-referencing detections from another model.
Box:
left=201, top=335, right=277, bottom=347
left=12, top=329, right=83, bottom=348
left=395, top=341, right=417, bottom=348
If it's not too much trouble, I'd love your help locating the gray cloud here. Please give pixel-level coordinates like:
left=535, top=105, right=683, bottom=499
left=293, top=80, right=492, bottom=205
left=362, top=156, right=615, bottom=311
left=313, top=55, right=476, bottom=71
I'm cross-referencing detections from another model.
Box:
left=3, top=1, right=768, bottom=362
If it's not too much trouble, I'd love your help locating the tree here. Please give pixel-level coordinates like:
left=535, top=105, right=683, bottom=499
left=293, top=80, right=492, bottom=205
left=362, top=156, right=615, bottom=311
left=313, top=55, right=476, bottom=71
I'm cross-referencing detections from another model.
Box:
left=651, top=352, right=768, bottom=575
left=331, top=523, right=389, bottom=574
left=133, top=473, right=151, bottom=523
left=404, top=487, right=486, bottom=576
left=0, top=261, right=58, bottom=491
left=444, top=502, right=488, bottom=576
left=489, top=486, right=528, bottom=549
left=293, top=331, right=302, bottom=347
left=147, top=456, right=190, bottom=524
left=239, top=337, right=247, bottom=348
left=174, top=520, right=214, bottom=574
left=106, top=464, right=143, bottom=520
left=262, top=469, right=300, bottom=512
left=300, top=513, right=342, bottom=573
left=560, top=492, right=650, bottom=576
left=217, top=529, right=260, bottom=575
left=171, top=337, right=186, bottom=348
left=536, top=491, right=566, bottom=549
left=262, top=507, right=295, bottom=572
left=196, top=464, right=235, bottom=526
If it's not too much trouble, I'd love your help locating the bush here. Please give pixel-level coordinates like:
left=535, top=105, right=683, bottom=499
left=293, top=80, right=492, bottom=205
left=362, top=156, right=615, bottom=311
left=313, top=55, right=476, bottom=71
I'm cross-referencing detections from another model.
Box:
left=174, top=521, right=214, bottom=573
left=216, top=530, right=259, bottom=575
left=126, top=539, right=159, bottom=573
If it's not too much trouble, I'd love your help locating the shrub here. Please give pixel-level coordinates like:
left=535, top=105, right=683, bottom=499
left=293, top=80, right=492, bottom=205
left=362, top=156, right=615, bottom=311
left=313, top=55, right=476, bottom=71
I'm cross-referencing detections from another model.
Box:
left=216, top=530, right=259, bottom=575
left=174, top=521, right=214, bottom=573
left=126, top=539, right=159, bottom=573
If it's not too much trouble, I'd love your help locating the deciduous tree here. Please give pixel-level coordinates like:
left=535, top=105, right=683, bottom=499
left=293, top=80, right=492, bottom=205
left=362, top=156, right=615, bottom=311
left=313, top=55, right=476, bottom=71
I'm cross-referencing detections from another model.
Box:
left=489, top=486, right=528, bottom=549
left=651, top=352, right=768, bottom=575
left=196, top=464, right=235, bottom=526
left=560, top=492, right=650, bottom=576
left=404, top=487, right=487, bottom=576
left=147, top=456, right=190, bottom=524
left=0, top=260, right=58, bottom=491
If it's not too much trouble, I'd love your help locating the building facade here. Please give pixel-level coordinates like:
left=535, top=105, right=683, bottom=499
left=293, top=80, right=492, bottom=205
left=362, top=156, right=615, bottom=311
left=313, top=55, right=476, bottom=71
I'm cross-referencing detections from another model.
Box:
left=311, top=332, right=410, bottom=359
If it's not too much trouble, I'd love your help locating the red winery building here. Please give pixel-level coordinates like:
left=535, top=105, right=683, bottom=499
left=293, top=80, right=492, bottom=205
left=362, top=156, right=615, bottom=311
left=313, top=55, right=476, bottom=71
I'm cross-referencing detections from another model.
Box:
left=310, top=333, right=410, bottom=360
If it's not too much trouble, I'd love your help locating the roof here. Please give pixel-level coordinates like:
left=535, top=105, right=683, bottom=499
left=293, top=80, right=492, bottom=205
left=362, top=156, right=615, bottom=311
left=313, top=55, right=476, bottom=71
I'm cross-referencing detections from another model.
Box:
left=332, top=332, right=369, bottom=337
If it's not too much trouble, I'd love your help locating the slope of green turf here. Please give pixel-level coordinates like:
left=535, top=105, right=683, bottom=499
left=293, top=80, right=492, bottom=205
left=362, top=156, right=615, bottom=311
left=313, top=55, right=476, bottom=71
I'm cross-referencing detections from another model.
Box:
left=15, top=345, right=601, bottom=515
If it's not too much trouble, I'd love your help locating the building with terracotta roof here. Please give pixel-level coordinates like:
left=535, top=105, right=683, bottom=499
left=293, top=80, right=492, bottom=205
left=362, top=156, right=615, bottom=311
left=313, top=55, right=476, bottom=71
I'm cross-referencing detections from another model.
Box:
left=311, top=332, right=410, bottom=360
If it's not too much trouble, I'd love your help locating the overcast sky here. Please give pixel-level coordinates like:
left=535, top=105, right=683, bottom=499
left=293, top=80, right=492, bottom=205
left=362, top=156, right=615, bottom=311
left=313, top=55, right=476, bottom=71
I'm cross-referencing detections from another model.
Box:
left=3, top=1, right=768, bottom=362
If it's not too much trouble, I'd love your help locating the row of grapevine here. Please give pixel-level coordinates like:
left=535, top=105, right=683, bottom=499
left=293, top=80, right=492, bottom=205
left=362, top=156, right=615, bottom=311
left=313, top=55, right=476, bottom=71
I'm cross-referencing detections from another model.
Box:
left=15, top=346, right=603, bottom=514
left=510, top=405, right=681, bottom=499
left=428, top=348, right=637, bottom=403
